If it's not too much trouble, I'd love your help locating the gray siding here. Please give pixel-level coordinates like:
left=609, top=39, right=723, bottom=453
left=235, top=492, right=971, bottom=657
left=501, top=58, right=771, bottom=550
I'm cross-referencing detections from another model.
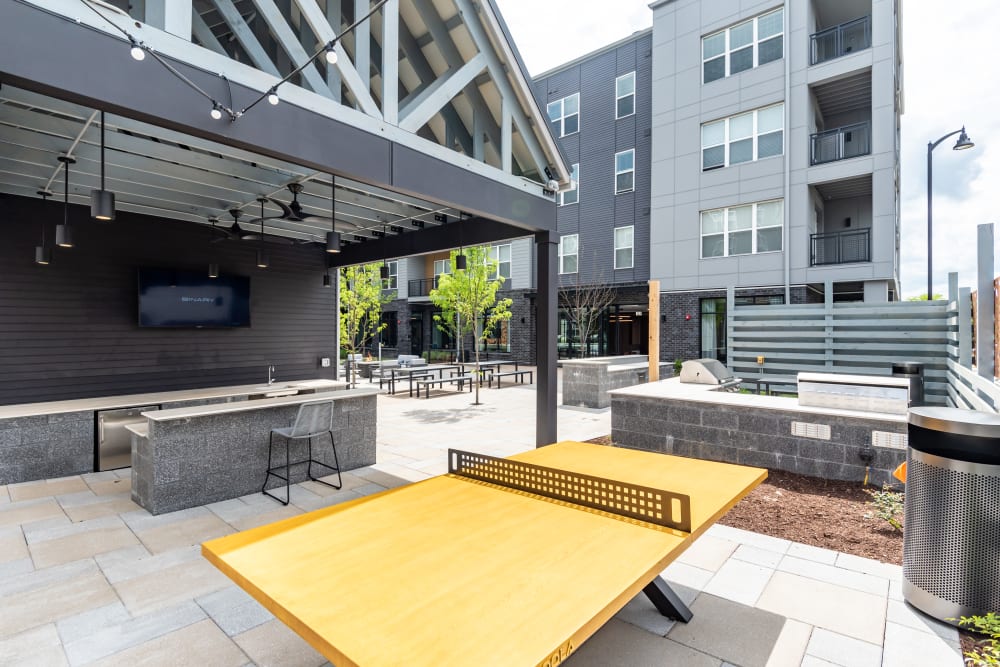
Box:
left=533, top=31, right=653, bottom=288
left=0, top=194, right=337, bottom=405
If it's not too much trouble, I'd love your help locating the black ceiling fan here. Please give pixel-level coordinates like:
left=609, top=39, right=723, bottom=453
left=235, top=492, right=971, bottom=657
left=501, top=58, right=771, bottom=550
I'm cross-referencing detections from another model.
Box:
left=210, top=208, right=298, bottom=245
left=266, top=182, right=333, bottom=223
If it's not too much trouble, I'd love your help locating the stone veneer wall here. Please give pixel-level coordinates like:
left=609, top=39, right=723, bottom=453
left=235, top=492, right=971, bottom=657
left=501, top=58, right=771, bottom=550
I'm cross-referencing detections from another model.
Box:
left=611, top=394, right=906, bottom=487
left=563, top=357, right=672, bottom=409
left=132, top=393, right=376, bottom=515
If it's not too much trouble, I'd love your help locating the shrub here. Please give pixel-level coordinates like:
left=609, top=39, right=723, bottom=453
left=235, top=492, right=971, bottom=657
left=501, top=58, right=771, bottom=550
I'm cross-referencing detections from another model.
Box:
left=864, top=483, right=903, bottom=532
left=955, top=613, right=1000, bottom=667
left=673, top=358, right=683, bottom=375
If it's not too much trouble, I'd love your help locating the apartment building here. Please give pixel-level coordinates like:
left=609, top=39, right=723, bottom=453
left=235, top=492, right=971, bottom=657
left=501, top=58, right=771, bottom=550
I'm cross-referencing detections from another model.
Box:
left=649, top=0, right=902, bottom=363
left=533, top=30, right=655, bottom=359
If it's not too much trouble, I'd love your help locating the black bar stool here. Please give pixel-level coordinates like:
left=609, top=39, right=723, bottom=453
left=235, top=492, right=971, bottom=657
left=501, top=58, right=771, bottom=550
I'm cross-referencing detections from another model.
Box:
left=262, top=400, right=342, bottom=505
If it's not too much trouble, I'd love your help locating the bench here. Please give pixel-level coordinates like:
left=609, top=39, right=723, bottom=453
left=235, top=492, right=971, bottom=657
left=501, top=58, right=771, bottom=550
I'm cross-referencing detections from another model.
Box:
left=488, top=370, right=533, bottom=388
left=415, top=374, right=476, bottom=398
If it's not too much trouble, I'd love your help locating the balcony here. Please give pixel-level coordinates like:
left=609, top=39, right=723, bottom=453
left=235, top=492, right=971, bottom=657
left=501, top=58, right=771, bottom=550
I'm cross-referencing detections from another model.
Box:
left=408, top=277, right=440, bottom=297
left=810, top=228, right=871, bottom=266
left=810, top=16, right=871, bottom=65
left=810, top=122, right=871, bottom=165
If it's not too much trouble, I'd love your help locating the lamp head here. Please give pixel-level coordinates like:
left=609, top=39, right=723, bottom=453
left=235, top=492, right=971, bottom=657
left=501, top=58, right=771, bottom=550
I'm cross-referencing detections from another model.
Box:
left=953, top=127, right=975, bottom=150
left=325, top=42, right=339, bottom=65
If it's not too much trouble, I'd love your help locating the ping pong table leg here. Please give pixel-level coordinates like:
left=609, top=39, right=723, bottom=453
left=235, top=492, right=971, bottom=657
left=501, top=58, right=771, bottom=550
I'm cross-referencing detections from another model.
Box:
left=642, top=576, right=693, bottom=622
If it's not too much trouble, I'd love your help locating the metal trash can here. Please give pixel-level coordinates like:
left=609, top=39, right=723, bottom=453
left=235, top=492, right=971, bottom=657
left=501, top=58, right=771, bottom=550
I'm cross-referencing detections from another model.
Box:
left=903, top=407, right=1000, bottom=625
left=892, top=361, right=925, bottom=406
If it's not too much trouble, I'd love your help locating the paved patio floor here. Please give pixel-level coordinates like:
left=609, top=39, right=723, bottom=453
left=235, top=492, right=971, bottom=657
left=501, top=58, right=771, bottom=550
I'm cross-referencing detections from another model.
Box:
left=0, top=374, right=964, bottom=666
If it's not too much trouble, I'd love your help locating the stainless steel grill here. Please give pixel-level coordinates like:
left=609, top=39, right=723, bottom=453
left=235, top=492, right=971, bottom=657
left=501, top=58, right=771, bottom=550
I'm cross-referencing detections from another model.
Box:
left=678, top=359, right=741, bottom=390
left=903, top=407, right=1000, bottom=624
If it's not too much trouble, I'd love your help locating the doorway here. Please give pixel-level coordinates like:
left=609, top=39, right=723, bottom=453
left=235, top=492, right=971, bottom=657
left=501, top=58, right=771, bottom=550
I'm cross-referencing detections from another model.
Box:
left=409, top=313, right=424, bottom=356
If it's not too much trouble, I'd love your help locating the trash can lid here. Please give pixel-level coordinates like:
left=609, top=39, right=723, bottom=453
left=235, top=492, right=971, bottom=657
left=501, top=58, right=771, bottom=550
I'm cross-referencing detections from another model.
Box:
left=909, top=406, right=1000, bottom=438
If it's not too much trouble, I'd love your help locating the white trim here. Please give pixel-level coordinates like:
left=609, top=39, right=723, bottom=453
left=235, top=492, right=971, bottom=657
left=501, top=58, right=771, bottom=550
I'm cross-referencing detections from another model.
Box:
left=546, top=93, right=580, bottom=138
left=559, top=233, right=579, bottom=274
left=702, top=7, right=784, bottom=84
left=559, top=163, right=579, bottom=206
left=614, top=149, right=635, bottom=195
left=615, top=71, right=636, bottom=120
left=700, top=199, right=784, bottom=258
left=614, top=225, right=634, bottom=270
left=701, top=103, right=784, bottom=170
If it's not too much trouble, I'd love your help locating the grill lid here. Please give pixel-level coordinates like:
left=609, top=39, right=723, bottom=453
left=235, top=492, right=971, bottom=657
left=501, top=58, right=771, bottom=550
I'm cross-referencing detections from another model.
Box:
left=679, top=359, right=736, bottom=385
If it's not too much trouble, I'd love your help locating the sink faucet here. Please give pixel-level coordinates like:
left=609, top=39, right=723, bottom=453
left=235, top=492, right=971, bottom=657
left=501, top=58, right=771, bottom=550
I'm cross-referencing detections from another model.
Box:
left=267, top=365, right=276, bottom=385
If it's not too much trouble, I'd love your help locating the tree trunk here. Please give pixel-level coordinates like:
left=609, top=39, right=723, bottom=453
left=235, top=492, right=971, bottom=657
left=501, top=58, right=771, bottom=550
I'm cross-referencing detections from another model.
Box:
left=473, top=319, right=481, bottom=404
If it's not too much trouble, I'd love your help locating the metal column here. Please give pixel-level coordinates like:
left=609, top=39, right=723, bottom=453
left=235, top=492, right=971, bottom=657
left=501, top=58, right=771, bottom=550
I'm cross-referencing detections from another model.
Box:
left=536, top=231, right=557, bottom=447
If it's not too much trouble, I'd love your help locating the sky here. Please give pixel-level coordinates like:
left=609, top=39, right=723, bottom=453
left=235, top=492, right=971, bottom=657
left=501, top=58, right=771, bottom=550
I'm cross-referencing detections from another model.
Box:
left=494, top=0, right=997, bottom=299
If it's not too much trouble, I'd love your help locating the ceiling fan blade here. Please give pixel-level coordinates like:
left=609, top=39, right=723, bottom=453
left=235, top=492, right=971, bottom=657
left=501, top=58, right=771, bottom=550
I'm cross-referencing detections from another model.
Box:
left=267, top=198, right=294, bottom=219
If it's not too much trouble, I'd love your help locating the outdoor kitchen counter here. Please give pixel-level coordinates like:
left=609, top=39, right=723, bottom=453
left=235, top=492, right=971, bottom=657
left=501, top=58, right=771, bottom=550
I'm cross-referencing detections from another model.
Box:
left=130, top=388, right=379, bottom=514
left=609, top=378, right=908, bottom=487
left=0, top=379, right=348, bottom=486
left=0, top=378, right=347, bottom=419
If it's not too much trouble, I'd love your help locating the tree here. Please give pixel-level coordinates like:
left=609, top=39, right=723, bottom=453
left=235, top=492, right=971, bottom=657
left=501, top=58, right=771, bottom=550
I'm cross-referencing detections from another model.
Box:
left=906, top=293, right=945, bottom=301
left=431, top=274, right=473, bottom=363
left=340, top=263, right=394, bottom=386
left=559, top=267, right=617, bottom=358
left=429, top=246, right=512, bottom=404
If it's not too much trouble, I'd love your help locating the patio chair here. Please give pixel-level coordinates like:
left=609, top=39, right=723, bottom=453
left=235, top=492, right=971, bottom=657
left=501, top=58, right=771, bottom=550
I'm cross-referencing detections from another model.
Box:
left=262, top=400, right=342, bottom=505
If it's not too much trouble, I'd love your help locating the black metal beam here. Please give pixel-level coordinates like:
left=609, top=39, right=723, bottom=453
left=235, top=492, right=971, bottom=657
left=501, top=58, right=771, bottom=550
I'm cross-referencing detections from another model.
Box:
left=0, top=1, right=556, bottom=233
left=329, top=217, right=528, bottom=266
left=535, top=231, right=557, bottom=447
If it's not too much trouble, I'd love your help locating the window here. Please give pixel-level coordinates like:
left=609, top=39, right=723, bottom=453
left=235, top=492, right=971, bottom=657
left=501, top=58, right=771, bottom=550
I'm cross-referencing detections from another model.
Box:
left=702, top=9, right=783, bottom=83
left=615, top=149, right=635, bottom=194
left=700, top=298, right=727, bottom=363
left=560, top=163, right=579, bottom=206
left=701, top=199, right=783, bottom=258
left=614, top=226, right=634, bottom=270
left=546, top=93, right=579, bottom=137
left=433, top=258, right=452, bottom=277
left=488, top=244, right=512, bottom=281
left=701, top=104, right=783, bottom=170
left=383, top=260, right=398, bottom=290
left=735, top=294, right=785, bottom=306
left=480, top=314, right=510, bottom=352
left=559, top=234, right=578, bottom=274
left=615, top=72, right=635, bottom=119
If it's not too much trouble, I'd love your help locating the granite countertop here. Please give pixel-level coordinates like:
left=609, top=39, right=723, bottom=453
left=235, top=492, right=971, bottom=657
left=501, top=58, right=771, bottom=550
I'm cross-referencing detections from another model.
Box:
left=0, top=379, right=348, bottom=420
left=609, top=378, right=908, bottom=422
left=144, top=387, right=379, bottom=421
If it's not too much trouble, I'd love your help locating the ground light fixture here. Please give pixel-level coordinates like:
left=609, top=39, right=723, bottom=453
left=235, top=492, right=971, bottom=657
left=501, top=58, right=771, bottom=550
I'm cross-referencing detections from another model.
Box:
left=927, top=126, right=975, bottom=299
left=326, top=176, right=341, bottom=253
left=55, top=156, right=76, bottom=249
left=90, top=111, right=116, bottom=221
left=34, top=190, right=52, bottom=265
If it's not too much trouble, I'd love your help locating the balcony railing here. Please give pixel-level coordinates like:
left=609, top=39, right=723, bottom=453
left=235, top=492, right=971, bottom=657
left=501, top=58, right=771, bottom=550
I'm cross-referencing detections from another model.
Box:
left=407, top=277, right=440, bottom=297
left=810, top=122, right=871, bottom=165
left=810, top=228, right=871, bottom=266
left=810, top=16, right=871, bottom=65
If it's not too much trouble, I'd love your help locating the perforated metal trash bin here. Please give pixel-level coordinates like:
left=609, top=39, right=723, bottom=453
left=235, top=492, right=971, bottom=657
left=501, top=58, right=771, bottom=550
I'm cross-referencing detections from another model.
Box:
left=903, top=407, right=1000, bottom=625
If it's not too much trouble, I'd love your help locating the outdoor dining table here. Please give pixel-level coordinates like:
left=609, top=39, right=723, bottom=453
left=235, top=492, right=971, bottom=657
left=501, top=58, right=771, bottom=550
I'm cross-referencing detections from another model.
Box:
left=388, top=364, right=462, bottom=396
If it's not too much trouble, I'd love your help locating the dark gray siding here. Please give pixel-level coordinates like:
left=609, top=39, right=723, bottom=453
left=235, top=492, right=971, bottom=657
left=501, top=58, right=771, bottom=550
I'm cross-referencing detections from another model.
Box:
left=0, top=194, right=337, bottom=405
left=533, top=32, right=652, bottom=288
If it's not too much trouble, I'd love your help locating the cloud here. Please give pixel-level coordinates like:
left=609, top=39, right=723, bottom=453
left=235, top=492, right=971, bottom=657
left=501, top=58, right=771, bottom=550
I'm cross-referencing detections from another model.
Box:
left=495, top=0, right=999, bottom=298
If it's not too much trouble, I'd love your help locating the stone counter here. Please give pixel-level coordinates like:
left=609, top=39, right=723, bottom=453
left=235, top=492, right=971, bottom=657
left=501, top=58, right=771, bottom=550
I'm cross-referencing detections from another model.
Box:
left=562, top=356, right=672, bottom=409
left=131, top=389, right=378, bottom=514
left=610, top=379, right=907, bottom=487
left=0, top=379, right=346, bottom=485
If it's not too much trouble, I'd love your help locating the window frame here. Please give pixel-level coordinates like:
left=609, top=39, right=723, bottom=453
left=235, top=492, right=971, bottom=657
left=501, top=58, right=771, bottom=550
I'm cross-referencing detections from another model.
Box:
left=614, top=149, right=635, bottom=195
left=488, top=244, right=512, bottom=282
left=559, top=234, right=579, bottom=275
left=615, top=71, right=636, bottom=119
left=546, top=93, right=580, bottom=138
left=614, top=226, right=634, bottom=270
left=560, top=163, right=579, bottom=206
left=701, top=103, right=784, bottom=171
left=700, top=199, right=784, bottom=259
left=702, top=8, right=784, bottom=84
left=479, top=313, right=511, bottom=353
left=383, top=260, right=398, bottom=291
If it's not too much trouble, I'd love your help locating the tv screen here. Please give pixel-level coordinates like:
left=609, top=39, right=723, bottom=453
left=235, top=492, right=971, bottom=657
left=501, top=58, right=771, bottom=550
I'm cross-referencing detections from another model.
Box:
left=138, top=268, right=250, bottom=328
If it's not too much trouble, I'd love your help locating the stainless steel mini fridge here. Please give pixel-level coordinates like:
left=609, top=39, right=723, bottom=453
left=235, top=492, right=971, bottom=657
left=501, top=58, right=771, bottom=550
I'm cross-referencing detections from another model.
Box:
left=96, top=405, right=159, bottom=471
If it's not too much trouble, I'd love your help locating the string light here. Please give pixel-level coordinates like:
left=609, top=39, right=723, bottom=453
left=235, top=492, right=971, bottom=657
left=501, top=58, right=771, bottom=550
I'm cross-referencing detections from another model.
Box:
left=267, top=89, right=280, bottom=106
left=128, top=37, right=145, bottom=61
left=325, top=41, right=339, bottom=65
left=210, top=104, right=223, bottom=120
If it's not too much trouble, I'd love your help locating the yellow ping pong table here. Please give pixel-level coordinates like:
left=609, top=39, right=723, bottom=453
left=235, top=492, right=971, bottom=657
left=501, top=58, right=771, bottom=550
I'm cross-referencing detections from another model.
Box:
left=203, top=441, right=766, bottom=666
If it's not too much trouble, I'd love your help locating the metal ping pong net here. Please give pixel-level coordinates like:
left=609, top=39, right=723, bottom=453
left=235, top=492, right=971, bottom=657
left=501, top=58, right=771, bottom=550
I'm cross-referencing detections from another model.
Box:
left=448, top=448, right=692, bottom=533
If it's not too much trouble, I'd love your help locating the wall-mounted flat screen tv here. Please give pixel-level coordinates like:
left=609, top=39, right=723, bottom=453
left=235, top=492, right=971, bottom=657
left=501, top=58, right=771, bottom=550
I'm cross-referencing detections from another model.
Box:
left=138, top=268, right=250, bottom=328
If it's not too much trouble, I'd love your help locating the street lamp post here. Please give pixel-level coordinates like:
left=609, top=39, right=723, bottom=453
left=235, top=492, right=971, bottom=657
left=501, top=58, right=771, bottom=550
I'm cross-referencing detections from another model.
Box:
left=927, top=127, right=975, bottom=300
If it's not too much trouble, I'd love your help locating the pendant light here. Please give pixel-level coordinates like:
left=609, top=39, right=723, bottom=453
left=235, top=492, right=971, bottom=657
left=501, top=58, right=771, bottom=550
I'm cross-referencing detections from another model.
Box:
left=208, top=217, right=220, bottom=278
left=34, top=190, right=52, bottom=265
left=323, top=271, right=332, bottom=287
left=455, top=214, right=467, bottom=270
left=379, top=224, right=389, bottom=280
left=90, top=111, right=116, bottom=221
left=325, top=176, right=341, bottom=253
left=256, top=198, right=269, bottom=269
left=55, top=156, right=76, bottom=248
